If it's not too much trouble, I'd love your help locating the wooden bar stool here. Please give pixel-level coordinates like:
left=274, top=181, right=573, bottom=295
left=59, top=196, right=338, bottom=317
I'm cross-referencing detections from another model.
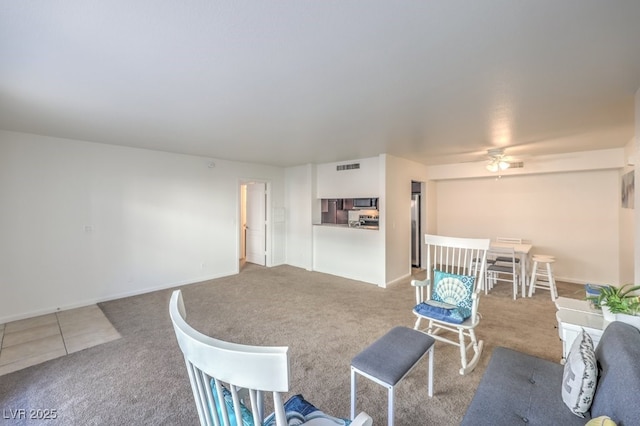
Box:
left=528, top=255, right=557, bottom=300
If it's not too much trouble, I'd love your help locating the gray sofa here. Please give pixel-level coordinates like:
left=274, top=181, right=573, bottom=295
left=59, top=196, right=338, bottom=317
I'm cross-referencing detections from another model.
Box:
left=462, top=321, right=640, bottom=425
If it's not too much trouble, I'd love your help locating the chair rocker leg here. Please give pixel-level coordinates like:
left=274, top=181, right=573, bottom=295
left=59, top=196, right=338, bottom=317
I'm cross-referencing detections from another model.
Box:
left=414, top=317, right=421, bottom=331
left=415, top=314, right=482, bottom=375
left=458, top=329, right=483, bottom=375
left=458, top=328, right=467, bottom=372
left=414, top=316, right=427, bottom=333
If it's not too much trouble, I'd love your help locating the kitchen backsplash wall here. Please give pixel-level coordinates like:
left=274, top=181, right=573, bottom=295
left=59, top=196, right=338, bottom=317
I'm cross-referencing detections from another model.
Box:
left=320, top=198, right=379, bottom=225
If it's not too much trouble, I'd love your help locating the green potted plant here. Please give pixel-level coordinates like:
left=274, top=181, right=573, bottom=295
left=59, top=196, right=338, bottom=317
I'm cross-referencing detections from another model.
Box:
left=588, top=284, right=640, bottom=326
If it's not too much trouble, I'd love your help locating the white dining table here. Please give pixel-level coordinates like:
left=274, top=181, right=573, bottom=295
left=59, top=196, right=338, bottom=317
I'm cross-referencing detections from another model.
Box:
left=490, top=241, right=533, bottom=298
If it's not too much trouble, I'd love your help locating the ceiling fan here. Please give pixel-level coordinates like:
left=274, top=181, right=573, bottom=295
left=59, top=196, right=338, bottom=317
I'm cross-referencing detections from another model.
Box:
left=485, top=148, right=524, bottom=172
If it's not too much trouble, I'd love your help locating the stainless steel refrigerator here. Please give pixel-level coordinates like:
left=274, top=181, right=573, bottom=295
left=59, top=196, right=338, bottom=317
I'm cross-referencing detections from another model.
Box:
left=411, top=193, right=420, bottom=267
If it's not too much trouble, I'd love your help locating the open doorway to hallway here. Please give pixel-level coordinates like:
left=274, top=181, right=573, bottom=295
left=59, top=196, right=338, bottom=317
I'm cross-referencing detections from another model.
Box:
left=239, top=181, right=267, bottom=268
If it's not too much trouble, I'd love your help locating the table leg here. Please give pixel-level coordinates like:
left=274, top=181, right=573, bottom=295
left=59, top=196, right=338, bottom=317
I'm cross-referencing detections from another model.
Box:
left=350, top=368, right=356, bottom=419
left=388, top=386, right=394, bottom=426
left=428, top=346, right=434, bottom=397
left=520, top=254, right=527, bottom=297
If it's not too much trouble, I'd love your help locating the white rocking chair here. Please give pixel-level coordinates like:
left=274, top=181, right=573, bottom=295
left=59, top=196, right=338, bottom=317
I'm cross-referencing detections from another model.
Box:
left=411, top=234, right=490, bottom=375
left=169, top=290, right=373, bottom=426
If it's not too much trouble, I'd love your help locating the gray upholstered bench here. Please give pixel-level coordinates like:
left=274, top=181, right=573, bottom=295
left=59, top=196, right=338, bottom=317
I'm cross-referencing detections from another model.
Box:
left=350, top=326, right=435, bottom=426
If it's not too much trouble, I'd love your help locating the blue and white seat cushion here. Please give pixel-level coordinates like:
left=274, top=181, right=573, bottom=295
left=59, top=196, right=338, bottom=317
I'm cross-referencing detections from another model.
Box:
left=414, top=270, right=475, bottom=324
left=264, top=394, right=352, bottom=426
left=561, top=329, right=598, bottom=417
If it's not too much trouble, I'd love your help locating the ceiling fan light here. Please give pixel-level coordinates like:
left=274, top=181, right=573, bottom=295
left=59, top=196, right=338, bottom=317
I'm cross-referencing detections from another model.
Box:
left=486, top=162, right=499, bottom=172
left=498, top=160, right=510, bottom=170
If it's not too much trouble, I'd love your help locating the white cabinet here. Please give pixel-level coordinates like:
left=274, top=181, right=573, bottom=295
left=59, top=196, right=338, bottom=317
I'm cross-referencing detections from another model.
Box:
left=555, top=297, right=605, bottom=363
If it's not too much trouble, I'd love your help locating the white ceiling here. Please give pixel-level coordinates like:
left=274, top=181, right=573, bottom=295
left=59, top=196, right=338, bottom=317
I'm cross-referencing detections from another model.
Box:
left=1, top=1, right=639, bottom=167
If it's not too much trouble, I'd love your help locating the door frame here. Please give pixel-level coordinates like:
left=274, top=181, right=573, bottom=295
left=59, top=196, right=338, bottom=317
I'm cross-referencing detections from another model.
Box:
left=411, top=180, right=427, bottom=270
left=238, top=179, right=272, bottom=271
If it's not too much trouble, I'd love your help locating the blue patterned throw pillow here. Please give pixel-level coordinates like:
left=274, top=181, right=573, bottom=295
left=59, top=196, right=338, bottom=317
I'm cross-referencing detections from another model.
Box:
left=432, top=270, right=475, bottom=320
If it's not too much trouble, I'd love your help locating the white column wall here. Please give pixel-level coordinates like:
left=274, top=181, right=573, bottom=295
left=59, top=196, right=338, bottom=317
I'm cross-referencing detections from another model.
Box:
left=284, top=164, right=314, bottom=270
left=636, top=86, right=640, bottom=285
left=0, top=131, right=285, bottom=323
left=383, top=154, right=430, bottom=285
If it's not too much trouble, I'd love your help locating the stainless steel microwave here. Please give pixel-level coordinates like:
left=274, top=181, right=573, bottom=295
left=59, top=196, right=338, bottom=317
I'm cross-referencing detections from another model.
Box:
left=353, top=198, right=377, bottom=209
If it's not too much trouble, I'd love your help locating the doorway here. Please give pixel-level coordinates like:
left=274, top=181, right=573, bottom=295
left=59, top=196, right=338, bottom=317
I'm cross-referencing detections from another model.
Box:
left=240, top=181, right=267, bottom=267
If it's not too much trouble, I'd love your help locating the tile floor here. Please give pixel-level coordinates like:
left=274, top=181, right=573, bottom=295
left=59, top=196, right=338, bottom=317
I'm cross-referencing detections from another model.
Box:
left=0, top=305, right=121, bottom=376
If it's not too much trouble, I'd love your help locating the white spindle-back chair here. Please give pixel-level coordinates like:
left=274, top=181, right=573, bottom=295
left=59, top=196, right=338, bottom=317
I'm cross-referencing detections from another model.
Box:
left=486, top=246, right=519, bottom=299
left=170, top=290, right=373, bottom=426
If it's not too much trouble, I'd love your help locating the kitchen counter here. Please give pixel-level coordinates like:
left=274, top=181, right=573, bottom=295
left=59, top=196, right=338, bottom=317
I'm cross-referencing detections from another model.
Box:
left=312, top=224, right=384, bottom=286
left=313, top=223, right=379, bottom=230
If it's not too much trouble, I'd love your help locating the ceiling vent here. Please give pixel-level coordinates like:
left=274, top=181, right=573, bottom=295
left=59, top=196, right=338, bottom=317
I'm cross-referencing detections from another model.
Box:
left=337, top=163, right=360, bottom=171
left=508, top=161, right=524, bottom=169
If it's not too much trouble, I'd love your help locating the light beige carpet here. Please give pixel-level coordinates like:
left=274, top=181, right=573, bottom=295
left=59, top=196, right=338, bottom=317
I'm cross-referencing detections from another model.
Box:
left=0, top=264, right=584, bottom=425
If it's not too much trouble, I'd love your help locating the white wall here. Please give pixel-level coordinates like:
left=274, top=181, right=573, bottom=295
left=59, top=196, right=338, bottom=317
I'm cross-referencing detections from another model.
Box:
left=636, top=86, right=640, bottom=285
left=285, top=164, right=314, bottom=270
left=312, top=225, right=384, bottom=285
left=316, top=156, right=380, bottom=198
left=0, top=131, right=285, bottom=323
left=435, top=170, right=619, bottom=285
left=425, top=180, right=438, bottom=235
left=620, top=138, right=636, bottom=283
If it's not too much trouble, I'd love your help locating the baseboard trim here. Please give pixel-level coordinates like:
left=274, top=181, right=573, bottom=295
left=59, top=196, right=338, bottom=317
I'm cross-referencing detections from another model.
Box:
left=385, top=272, right=413, bottom=288
left=0, top=272, right=234, bottom=325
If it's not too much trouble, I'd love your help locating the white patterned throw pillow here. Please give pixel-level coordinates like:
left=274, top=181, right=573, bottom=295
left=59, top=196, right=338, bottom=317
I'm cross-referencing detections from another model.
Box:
left=561, top=329, right=598, bottom=417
